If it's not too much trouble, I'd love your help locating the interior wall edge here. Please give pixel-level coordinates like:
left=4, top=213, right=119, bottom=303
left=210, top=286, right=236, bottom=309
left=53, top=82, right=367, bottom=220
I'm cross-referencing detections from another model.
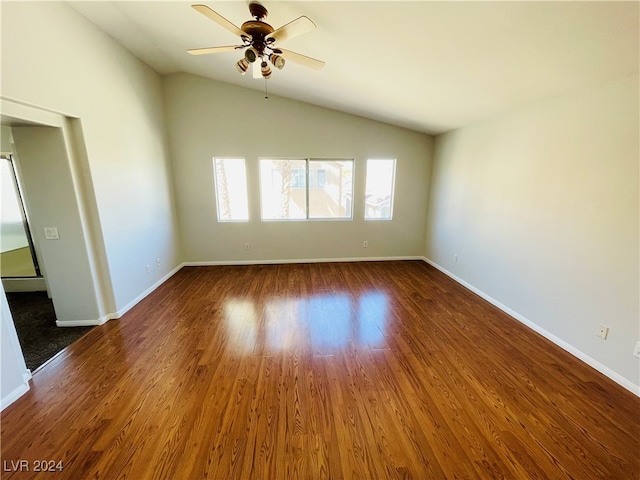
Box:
left=422, top=257, right=640, bottom=396
left=64, top=117, right=117, bottom=316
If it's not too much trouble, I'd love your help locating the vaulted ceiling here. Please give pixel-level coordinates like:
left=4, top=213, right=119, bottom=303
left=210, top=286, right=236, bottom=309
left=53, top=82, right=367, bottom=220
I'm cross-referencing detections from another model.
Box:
left=68, top=1, right=639, bottom=134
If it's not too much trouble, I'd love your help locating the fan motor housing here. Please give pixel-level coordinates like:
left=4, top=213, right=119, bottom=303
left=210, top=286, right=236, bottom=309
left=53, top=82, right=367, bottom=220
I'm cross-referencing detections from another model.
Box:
left=241, top=20, right=274, bottom=55
left=241, top=20, right=274, bottom=38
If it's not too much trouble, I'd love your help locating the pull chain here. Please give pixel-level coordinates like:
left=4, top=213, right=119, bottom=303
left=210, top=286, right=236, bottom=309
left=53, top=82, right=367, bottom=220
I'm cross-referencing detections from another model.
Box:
left=264, top=77, right=269, bottom=100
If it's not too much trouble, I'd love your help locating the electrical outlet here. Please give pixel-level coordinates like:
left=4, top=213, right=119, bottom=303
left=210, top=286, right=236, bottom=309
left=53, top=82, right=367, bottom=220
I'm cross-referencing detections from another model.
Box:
left=597, top=324, right=609, bottom=340
left=363, top=241, right=368, bottom=248
left=156, top=258, right=161, bottom=267
left=146, top=265, right=151, bottom=274
left=633, top=342, right=640, bottom=358
left=244, top=243, right=250, bottom=251
left=454, top=254, right=458, bottom=263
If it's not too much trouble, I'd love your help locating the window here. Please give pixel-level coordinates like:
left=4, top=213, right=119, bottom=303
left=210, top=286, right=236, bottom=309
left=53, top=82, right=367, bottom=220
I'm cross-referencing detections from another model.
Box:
left=259, top=158, right=354, bottom=220
left=213, top=158, right=249, bottom=221
left=364, top=159, right=396, bottom=220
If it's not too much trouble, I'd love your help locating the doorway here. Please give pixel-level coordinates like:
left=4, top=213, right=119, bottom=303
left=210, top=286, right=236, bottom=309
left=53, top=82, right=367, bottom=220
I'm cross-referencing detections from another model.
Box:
left=1, top=109, right=107, bottom=373
left=1, top=146, right=92, bottom=372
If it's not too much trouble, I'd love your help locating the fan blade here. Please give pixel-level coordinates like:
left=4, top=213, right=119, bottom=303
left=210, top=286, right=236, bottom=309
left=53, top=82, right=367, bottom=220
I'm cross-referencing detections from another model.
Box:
left=192, top=4, right=250, bottom=40
left=278, top=48, right=325, bottom=70
left=266, top=16, right=315, bottom=44
left=187, top=45, right=243, bottom=55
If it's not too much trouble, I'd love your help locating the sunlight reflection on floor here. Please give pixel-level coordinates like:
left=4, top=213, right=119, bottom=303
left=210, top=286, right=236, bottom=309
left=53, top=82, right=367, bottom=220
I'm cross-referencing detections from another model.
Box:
left=223, top=290, right=390, bottom=356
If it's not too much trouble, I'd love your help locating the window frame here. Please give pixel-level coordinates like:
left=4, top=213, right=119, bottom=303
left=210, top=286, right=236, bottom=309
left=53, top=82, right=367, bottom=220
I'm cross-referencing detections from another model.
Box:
left=258, top=158, right=355, bottom=222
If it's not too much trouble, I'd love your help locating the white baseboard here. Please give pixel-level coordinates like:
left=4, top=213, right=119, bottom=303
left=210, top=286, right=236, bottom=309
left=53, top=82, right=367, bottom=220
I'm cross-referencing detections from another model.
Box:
left=112, top=263, right=185, bottom=319
left=1, top=374, right=31, bottom=411
left=55, top=265, right=185, bottom=326
left=184, top=256, right=424, bottom=267
left=55, top=317, right=108, bottom=327
left=421, top=257, right=639, bottom=396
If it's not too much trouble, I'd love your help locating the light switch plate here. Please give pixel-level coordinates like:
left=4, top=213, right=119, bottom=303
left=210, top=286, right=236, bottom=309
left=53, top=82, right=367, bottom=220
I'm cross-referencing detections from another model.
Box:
left=44, top=227, right=59, bottom=240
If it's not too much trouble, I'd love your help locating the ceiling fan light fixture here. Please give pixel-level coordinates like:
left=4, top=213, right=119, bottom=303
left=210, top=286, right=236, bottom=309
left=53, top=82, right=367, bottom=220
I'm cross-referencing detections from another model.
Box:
left=235, top=58, right=250, bottom=74
left=261, top=61, right=272, bottom=79
left=244, top=48, right=258, bottom=63
left=269, top=53, right=285, bottom=70
left=189, top=4, right=324, bottom=79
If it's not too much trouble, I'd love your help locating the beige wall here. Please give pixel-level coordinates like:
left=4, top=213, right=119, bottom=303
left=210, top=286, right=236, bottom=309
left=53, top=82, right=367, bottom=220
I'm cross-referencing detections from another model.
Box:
left=164, top=73, right=433, bottom=263
left=1, top=2, right=181, bottom=312
left=426, top=74, right=639, bottom=389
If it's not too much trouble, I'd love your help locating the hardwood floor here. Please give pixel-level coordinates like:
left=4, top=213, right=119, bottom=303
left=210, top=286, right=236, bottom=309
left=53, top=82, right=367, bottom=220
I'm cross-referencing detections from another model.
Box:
left=1, top=261, right=638, bottom=479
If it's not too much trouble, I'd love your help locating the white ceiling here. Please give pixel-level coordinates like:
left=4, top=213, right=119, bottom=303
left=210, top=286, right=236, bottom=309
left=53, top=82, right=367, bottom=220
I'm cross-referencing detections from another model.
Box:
left=68, top=1, right=639, bottom=134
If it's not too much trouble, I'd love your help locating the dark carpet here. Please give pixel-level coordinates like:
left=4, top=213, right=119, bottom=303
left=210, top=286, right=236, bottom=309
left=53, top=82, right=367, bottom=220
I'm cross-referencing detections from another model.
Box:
left=6, top=291, right=93, bottom=372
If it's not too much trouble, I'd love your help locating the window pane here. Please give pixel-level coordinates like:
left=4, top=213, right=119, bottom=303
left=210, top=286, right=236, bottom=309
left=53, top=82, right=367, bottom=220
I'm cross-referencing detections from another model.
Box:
left=365, top=159, right=396, bottom=220
left=260, top=159, right=307, bottom=220
left=291, top=168, right=306, bottom=188
left=213, top=158, right=249, bottom=222
left=308, top=160, right=353, bottom=219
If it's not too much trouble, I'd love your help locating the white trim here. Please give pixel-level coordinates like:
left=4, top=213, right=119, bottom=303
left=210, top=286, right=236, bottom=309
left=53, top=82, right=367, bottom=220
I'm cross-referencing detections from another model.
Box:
left=184, top=256, right=424, bottom=267
left=1, top=380, right=30, bottom=411
left=421, top=257, right=640, bottom=396
left=55, top=318, right=108, bottom=327
left=2, top=278, right=47, bottom=292
left=56, top=264, right=185, bottom=325
left=112, top=263, right=184, bottom=319
left=0, top=98, right=66, bottom=127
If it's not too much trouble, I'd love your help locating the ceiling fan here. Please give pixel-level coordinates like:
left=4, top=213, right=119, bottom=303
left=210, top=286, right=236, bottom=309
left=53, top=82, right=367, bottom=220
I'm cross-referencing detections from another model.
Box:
left=188, top=2, right=325, bottom=80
